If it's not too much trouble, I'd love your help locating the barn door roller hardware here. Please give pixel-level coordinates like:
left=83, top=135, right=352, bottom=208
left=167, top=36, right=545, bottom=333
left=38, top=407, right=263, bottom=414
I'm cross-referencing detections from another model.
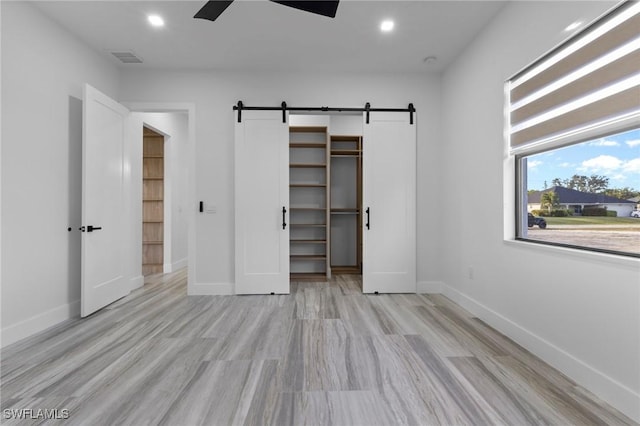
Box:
left=234, top=101, right=416, bottom=124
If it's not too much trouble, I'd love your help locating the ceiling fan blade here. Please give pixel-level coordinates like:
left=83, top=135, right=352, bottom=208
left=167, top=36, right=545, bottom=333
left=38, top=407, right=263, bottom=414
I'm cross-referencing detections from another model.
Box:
left=194, top=0, right=235, bottom=21
left=269, top=1, right=339, bottom=18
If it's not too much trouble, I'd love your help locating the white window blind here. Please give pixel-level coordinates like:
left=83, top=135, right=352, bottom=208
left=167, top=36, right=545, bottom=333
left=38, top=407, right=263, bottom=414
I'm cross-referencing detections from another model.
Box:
left=509, top=1, right=640, bottom=151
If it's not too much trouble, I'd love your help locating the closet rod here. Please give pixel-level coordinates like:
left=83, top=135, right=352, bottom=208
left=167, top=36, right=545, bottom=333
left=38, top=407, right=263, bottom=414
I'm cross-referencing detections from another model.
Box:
left=233, top=101, right=415, bottom=124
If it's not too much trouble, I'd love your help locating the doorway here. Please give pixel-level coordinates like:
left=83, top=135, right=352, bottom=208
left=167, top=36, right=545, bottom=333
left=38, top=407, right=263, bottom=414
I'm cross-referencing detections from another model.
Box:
left=287, top=114, right=364, bottom=281
left=142, top=127, right=165, bottom=275
left=126, top=104, right=193, bottom=293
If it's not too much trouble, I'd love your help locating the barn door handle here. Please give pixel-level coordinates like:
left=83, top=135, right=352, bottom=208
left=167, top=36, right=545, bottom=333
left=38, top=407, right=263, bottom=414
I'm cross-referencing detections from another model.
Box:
left=282, top=207, right=287, bottom=229
left=365, top=207, right=370, bottom=230
left=79, top=225, right=102, bottom=232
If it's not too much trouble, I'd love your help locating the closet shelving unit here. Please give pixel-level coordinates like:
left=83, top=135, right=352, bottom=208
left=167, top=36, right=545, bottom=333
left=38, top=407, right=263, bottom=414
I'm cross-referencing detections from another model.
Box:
left=330, top=135, right=362, bottom=274
left=142, top=128, right=164, bottom=276
left=289, top=126, right=330, bottom=280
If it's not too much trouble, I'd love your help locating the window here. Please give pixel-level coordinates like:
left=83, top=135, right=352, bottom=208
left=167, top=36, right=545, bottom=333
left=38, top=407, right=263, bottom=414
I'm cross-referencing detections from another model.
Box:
left=509, top=2, right=640, bottom=257
left=517, top=128, right=639, bottom=256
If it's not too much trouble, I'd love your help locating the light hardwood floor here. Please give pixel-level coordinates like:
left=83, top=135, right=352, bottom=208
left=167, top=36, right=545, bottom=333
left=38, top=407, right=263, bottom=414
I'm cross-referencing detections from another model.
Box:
left=1, top=269, right=636, bottom=425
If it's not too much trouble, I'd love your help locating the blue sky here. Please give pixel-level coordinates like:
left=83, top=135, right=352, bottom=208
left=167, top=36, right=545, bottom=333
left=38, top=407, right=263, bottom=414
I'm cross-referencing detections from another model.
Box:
left=527, top=128, right=640, bottom=191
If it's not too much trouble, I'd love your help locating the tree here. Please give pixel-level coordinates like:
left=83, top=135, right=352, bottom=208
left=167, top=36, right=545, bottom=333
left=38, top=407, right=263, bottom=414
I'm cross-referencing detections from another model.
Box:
left=586, top=174, right=609, bottom=193
left=540, top=191, right=560, bottom=213
left=603, top=187, right=640, bottom=200
left=551, top=174, right=609, bottom=193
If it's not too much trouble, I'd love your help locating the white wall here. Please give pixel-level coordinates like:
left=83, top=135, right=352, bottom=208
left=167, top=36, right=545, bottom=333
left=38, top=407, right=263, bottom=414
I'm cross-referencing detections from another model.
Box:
left=440, top=1, right=639, bottom=421
left=119, top=70, right=442, bottom=294
left=134, top=112, right=189, bottom=272
left=0, top=2, right=120, bottom=345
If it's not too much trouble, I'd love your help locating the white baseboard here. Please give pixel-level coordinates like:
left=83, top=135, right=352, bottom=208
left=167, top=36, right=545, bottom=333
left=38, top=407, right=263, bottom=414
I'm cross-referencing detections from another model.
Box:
left=416, top=280, right=444, bottom=293
left=130, top=275, right=144, bottom=291
left=172, top=257, right=187, bottom=271
left=1, top=300, right=80, bottom=348
left=163, top=258, right=187, bottom=274
left=189, top=282, right=234, bottom=295
left=439, top=282, right=640, bottom=423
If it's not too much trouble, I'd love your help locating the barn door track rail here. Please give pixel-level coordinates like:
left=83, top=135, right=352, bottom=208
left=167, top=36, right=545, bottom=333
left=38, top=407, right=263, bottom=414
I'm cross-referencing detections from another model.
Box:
left=233, top=101, right=415, bottom=124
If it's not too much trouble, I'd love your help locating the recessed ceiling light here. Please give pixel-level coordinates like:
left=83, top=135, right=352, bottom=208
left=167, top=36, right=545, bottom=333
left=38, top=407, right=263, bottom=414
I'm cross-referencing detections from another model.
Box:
left=148, top=15, right=165, bottom=27
left=380, top=20, right=394, bottom=32
left=565, top=21, right=582, bottom=31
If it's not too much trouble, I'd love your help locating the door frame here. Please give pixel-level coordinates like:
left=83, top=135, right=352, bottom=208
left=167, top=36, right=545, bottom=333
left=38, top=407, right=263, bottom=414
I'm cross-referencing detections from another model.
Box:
left=123, top=102, right=195, bottom=291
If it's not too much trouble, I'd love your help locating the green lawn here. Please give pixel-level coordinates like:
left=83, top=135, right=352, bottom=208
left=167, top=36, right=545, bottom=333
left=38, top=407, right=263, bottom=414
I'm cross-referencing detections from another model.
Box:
left=544, top=216, right=640, bottom=225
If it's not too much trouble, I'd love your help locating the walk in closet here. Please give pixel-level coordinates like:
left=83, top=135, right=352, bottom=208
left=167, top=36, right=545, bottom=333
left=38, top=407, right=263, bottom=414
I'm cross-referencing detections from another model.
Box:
left=234, top=105, right=416, bottom=295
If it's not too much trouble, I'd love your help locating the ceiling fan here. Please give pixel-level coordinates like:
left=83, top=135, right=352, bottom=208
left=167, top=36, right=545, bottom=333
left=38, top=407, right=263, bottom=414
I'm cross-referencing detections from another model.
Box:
left=194, top=0, right=340, bottom=21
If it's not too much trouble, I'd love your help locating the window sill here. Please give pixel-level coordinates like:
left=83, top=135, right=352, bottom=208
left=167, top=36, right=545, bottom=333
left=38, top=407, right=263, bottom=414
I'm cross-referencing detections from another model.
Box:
left=504, top=238, right=640, bottom=268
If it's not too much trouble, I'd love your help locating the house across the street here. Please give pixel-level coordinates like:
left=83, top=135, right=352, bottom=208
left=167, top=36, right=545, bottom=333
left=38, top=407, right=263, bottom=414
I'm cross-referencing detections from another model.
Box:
left=527, top=186, right=637, bottom=217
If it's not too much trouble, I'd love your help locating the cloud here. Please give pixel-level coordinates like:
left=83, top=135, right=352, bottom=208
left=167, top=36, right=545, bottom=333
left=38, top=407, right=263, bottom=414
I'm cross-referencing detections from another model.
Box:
left=589, top=138, right=619, bottom=147
left=610, top=174, right=626, bottom=184
left=623, top=157, right=640, bottom=174
left=579, top=155, right=622, bottom=172
left=528, top=160, right=543, bottom=170
left=558, top=162, right=573, bottom=168
left=579, top=155, right=640, bottom=176
left=625, top=139, right=640, bottom=148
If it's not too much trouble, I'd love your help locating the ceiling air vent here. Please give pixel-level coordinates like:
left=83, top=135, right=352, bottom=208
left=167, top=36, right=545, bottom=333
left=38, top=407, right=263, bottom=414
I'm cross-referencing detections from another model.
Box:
left=110, top=50, right=143, bottom=64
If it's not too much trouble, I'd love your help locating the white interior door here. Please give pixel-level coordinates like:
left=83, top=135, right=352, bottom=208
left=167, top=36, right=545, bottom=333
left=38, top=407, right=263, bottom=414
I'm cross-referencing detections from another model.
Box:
left=362, top=112, right=416, bottom=293
left=81, top=84, right=131, bottom=316
left=235, top=110, right=289, bottom=294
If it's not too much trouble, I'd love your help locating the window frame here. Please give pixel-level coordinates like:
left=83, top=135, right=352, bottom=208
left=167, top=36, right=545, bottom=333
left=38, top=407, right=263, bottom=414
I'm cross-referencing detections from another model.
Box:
left=514, top=131, right=640, bottom=259
left=508, top=1, right=640, bottom=259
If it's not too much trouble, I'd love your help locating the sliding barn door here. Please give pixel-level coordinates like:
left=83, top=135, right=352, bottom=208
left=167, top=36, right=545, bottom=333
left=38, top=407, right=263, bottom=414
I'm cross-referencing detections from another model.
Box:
left=235, top=110, right=290, bottom=294
left=362, top=112, right=416, bottom=293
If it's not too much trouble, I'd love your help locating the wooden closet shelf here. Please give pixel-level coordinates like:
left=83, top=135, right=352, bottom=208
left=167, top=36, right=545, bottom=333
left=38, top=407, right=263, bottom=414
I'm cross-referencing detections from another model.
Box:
left=143, top=154, right=164, bottom=158
left=290, top=183, right=326, bottom=188
left=143, top=241, right=163, bottom=245
left=290, top=163, right=327, bottom=168
left=331, top=150, right=360, bottom=156
left=331, top=208, right=359, bottom=212
left=331, top=265, right=361, bottom=274
left=290, top=207, right=326, bottom=211
left=290, top=239, right=327, bottom=244
left=143, top=176, right=164, bottom=180
left=290, top=143, right=326, bottom=148
left=289, top=126, right=327, bottom=133
left=290, top=223, right=327, bottom=228
left=290, top=255, right=327, bottom=260
left=330, top=135, right=360, bottom=141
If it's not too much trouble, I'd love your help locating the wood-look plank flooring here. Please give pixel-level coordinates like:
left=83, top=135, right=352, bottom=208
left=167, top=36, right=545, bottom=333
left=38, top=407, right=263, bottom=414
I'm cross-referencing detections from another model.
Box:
left=1, top=269, right=636, bottom=425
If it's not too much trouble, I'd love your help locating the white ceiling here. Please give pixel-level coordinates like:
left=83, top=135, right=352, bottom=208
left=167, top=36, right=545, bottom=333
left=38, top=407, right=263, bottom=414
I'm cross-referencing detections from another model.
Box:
left=33, top=0, right=507, bottom=73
